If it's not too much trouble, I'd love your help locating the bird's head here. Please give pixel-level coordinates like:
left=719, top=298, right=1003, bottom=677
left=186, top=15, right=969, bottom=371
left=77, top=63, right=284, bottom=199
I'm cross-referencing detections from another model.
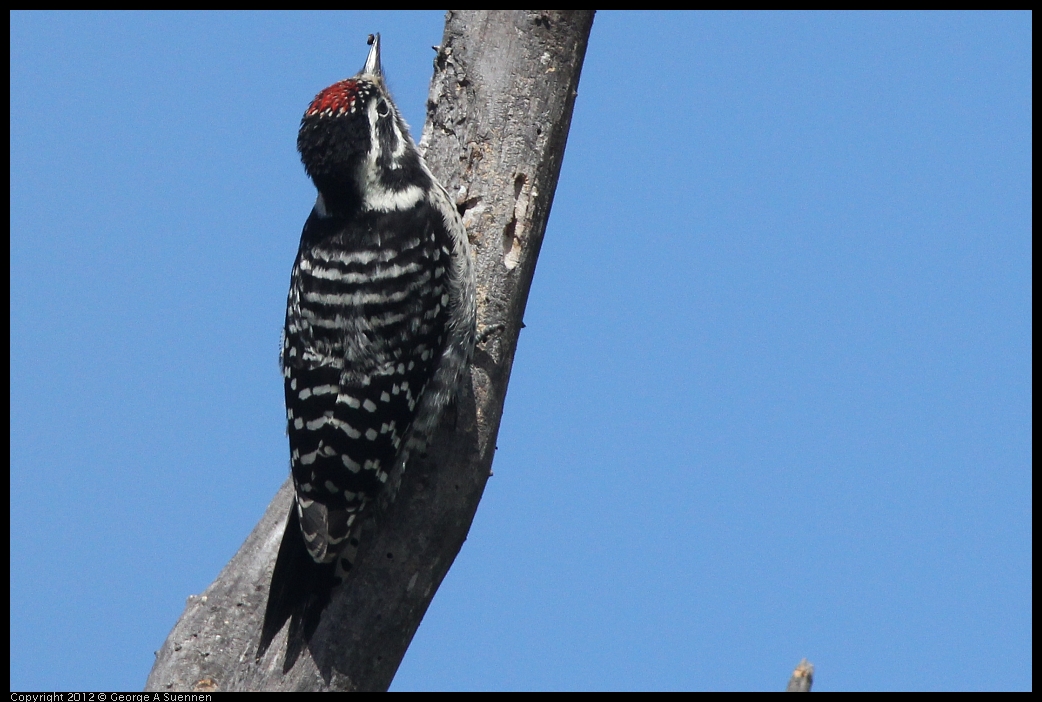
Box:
left=297, top=34, right=425, bottom=216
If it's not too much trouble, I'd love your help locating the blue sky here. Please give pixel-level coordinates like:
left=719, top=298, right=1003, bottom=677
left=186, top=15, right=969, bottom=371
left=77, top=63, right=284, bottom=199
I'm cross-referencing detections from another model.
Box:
left=10, top=11, right=1031, bottom=692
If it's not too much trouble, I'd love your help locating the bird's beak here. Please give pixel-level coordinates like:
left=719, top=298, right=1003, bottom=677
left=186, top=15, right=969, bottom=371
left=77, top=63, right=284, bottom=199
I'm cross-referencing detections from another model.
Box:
left=362, top=33, right=382, bottom=78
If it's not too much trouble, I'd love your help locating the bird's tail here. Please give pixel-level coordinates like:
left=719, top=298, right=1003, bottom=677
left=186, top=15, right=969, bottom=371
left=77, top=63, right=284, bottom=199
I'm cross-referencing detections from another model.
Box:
left=257, top=505, right=337, bottom=669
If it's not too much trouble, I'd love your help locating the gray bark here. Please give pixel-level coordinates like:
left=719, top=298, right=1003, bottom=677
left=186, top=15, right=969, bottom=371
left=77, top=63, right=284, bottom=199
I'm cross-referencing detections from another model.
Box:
left=145, top=10, right=595, bottom=692
left=786, top=659, right=815, bottom=692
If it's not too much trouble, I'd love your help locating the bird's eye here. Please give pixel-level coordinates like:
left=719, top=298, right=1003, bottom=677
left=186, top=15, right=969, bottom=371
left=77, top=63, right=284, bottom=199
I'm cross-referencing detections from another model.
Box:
left=376, top=100, right=389, bottom=116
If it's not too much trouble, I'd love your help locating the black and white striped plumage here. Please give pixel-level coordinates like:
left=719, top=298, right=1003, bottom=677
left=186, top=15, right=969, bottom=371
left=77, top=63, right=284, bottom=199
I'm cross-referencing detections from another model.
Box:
left=259, top=35, right=475, bottom=661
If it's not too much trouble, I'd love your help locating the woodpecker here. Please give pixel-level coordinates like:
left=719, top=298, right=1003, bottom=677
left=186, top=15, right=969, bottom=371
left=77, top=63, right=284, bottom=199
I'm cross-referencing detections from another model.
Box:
left=258, top=34, right=476, bottom=662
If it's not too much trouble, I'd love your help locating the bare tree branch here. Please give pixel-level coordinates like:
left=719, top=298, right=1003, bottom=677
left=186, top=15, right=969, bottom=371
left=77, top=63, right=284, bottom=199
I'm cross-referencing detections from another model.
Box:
left=145, top=10, right=595, bottom=692
left=786, top=658, right=815, bottom=692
